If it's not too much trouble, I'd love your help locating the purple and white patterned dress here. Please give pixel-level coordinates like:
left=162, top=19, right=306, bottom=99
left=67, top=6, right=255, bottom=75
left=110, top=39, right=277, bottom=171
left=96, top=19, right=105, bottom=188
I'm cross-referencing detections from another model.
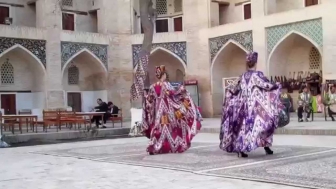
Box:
left=219, top=70, right=282, bottom=153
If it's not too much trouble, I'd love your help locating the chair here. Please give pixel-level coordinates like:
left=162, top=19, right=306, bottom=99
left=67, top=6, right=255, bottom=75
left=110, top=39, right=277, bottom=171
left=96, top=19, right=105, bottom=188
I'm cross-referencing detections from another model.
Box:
left=17, top=109, right=33, bottom=132
left=297, top=103, right=314, bottom=122
left=42, top=110, right=60, bottom=132
left=110, top=108, right=123, bottom=128
left=0, top=109, right=17, bottom=134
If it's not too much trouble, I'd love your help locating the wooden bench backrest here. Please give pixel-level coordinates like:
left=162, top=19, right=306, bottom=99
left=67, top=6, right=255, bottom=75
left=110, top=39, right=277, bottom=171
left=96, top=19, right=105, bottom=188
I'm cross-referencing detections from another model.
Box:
left=43, top=110, right=59, bottom=119
left=19, top=109, right=32, bottom=115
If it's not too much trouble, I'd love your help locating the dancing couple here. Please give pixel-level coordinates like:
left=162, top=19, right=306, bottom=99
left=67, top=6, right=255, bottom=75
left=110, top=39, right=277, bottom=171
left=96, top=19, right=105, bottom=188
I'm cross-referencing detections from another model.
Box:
left=131, top=51, right=287, bottom=157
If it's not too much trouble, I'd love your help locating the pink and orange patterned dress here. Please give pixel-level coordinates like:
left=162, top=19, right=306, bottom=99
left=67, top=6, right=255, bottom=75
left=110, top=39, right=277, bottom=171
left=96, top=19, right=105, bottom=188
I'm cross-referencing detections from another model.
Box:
left=141, top=81, right=202, bottom=154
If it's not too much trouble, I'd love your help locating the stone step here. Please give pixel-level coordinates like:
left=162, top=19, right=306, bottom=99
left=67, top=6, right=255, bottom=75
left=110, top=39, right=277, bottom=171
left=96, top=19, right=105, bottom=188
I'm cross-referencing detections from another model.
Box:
left=200, top=127, right=336, bottom=136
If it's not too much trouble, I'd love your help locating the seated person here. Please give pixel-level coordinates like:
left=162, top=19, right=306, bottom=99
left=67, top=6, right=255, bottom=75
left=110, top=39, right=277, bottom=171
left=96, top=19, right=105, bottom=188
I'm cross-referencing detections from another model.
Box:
left=108, top=101, right=119, bottom=117
left=91, top=98, right=108, bottom=128
left=325, top=85, right=336, bottom=121
left=103, top=102, right=120, bottom=124
left=297, top=86, right=312, bottom=122
left=281, top=92, right=291, bottom=114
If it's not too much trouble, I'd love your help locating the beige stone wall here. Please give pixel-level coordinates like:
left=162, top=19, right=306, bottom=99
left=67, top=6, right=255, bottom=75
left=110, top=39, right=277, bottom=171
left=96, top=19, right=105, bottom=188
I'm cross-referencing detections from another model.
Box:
left=2, top=0, right=336, bottom=118
left=0, top=0, right=36, bottom=27
left=266, top=0, right=305, bottom=15
left=219, top=2, right=245, bottom=25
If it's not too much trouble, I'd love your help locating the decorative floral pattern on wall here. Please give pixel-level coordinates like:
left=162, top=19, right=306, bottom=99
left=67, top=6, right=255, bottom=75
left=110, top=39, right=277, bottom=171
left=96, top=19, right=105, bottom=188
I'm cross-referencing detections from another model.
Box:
left=209, top=31, right=253, bottom=62
left=132, top=42, right=187, bottom=67
left=61, top=42, right=108, bottom=69
left=266, top=18, right=322, bottom=56
left=0, top=37, right=46, bottom=67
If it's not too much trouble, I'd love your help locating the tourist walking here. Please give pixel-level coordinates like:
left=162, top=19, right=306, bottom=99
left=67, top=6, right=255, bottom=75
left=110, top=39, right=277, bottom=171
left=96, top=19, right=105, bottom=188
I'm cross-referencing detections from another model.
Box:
left=219, top=52, right=285, bottom=158
left=139, top=65, right=202, bottom=155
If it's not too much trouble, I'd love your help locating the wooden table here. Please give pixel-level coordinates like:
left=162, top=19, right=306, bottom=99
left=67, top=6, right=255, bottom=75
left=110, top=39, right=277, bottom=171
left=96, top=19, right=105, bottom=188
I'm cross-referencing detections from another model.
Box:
left=0, top=115, right=38, bottom=134
left=75, top=112, right=105, bottom=128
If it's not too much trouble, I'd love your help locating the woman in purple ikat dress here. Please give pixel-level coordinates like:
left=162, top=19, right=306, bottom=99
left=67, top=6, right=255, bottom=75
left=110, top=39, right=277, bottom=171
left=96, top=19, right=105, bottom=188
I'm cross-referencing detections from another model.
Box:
left=219, top=51, right=283, bottom=158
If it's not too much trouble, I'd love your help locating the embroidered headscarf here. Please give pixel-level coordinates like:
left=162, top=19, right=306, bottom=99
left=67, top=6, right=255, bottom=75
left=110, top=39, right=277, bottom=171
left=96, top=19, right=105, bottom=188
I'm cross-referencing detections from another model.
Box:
left=156, top=65, right=166, bottom=79
left=246, top=51, right=258, bottom=64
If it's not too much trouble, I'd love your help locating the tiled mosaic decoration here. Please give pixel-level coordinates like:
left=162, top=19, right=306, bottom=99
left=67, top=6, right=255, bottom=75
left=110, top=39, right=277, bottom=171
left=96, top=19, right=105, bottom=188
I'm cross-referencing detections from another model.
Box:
left=61, top=42, right=108, bottom=70
left=0, top=37, right=46, bottom=67
left=132, top=42, right=187, bottom=67
left=0, top=58, right=14, bottom=84
left=309, top=47, right=321, bottom=70
left=209, top=31, right=253, bottom=63
left=266, top=18, right=322, bottom=56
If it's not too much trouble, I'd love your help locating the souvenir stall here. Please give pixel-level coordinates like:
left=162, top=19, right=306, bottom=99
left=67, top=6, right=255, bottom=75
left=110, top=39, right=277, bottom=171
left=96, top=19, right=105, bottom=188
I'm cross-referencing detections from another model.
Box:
left=271, top=71, right=323, bottom=113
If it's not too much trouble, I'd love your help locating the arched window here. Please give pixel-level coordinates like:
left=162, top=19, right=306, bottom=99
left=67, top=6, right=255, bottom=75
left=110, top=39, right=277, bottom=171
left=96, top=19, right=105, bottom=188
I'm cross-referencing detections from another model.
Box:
left=68, top=64, right=79, bottom=85
left=309, top=47, right=321, bottom=70
left=1, top=58, right=14, bottom=84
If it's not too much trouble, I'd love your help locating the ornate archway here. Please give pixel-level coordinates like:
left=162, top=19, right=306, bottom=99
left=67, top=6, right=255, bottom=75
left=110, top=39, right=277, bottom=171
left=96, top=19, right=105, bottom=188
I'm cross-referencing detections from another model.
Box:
left=62, top=49, right=108, bottom=112
left=268, top=32, right=322, bottom=110
left=0, top=45, right=47, bottom=112
left=210, top=41, right=248, bottom=116
left=148, top=48, right=186, bottom=84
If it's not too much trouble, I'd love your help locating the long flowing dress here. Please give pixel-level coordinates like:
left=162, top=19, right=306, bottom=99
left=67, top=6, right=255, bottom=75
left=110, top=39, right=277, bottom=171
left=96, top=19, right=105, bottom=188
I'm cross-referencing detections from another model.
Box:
left=220, top=70, right=282, bottom=153
left=141, top=81, right=202, bottom=154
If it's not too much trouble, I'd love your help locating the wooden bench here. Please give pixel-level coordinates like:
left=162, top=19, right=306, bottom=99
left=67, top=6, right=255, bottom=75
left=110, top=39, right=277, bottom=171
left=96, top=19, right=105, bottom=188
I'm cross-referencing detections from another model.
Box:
left=109, top=108, right=123, bottom=128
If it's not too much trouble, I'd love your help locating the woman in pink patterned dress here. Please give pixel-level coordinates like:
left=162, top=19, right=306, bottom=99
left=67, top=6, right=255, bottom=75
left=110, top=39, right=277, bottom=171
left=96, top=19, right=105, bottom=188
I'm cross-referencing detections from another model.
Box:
left=140, top=65, right=202, bottom=155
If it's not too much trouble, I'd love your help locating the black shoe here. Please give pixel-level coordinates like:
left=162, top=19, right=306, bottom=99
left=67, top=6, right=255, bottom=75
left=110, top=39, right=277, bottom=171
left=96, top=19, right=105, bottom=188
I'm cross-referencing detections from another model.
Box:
left=237, top=152, right=248, bottom=158
left=149, top=152, right=154, bottom=155
left=299, top=119, right=303, bottom=122
left=102, top=126, right=107, bottom=129
left=331, top=117, right=335, bottom=121
left=264, top=147, right=274, bottom=155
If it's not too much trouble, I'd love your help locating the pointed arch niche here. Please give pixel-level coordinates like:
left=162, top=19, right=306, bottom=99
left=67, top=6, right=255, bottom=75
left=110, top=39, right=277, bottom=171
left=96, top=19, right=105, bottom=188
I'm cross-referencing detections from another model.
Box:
left=0, top=44, right=47, bottom=111
left=268, top=31, right=322, bottom=110
left=268, top=31, right=322, bottom=78
left=148, top=47, right=186, bottom=84
left=210, top=40, right=248, bottom=116
left=62, top=48, right=108, bottom=112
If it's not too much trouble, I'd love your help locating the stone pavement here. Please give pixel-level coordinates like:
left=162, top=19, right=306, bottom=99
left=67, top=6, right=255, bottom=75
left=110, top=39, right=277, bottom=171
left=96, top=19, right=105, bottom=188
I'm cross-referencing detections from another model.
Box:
left=1, top=134, right=336, bottom=189
left=201, top=115, right=336, bottom=135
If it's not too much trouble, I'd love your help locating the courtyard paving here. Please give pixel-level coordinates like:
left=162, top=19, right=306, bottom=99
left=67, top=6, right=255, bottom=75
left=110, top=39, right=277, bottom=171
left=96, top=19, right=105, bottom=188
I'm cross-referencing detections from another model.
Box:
left=1, top=134, right=336, bottom=189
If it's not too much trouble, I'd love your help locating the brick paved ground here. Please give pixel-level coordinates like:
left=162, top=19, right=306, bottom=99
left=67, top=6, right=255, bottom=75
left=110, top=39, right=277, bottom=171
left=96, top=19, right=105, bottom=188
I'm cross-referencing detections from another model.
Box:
left=1, top=134, right=336, bottom=189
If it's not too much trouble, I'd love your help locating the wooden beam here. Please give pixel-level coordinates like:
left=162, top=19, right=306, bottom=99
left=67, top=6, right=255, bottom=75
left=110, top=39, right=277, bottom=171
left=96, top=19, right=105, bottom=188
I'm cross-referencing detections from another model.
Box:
left=27, top=0, right=37, bottom=5
left=88, top=8, right=100, bottom=13
left=62, top=9, right=88, bottom=15
left=0, top=2, right=24, bottom=7
left=211, top=0, right=230, bottom=5
left=235, top=0, right=251, bottom=6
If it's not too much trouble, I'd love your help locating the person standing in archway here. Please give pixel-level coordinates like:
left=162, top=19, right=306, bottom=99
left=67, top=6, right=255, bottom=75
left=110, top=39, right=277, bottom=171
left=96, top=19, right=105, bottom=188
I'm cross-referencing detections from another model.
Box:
left=219, top=52, right=287, bottom=158
left=139, top=65, right=202, bottom=155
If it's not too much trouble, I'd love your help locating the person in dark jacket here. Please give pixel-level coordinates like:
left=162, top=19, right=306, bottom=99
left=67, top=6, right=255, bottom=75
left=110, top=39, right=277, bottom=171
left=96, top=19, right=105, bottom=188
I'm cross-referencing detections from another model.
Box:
left=91, top=98, right=108, bottom=128
left=103, top=101, right=119, bottom=124
left=108, top=101, right=119, bottom=117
